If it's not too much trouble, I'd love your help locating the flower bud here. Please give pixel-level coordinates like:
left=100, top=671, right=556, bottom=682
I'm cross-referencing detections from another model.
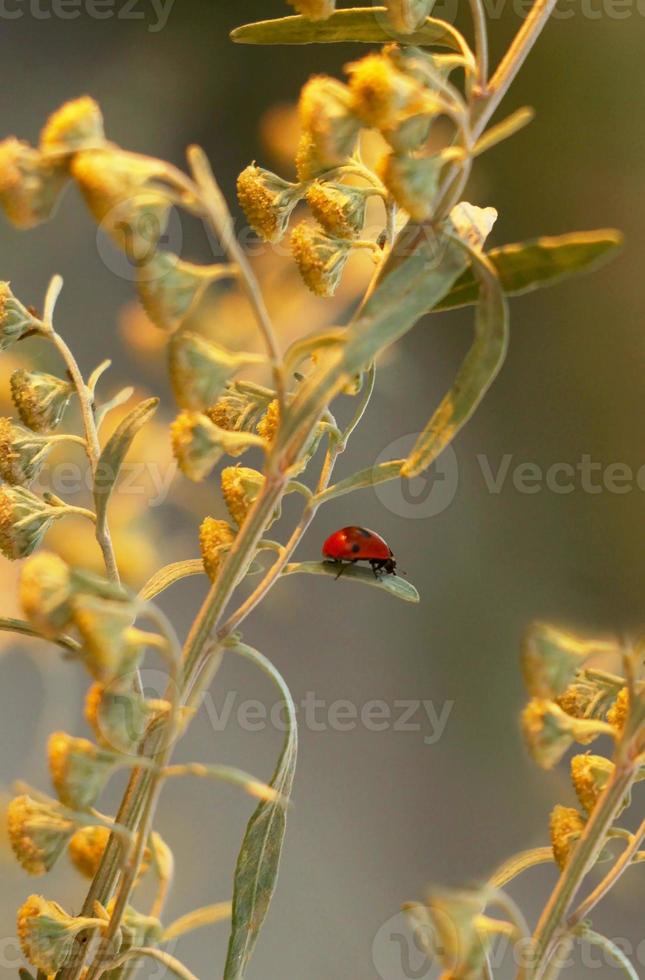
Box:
left=0, top=282, right=42, bottom=351
left=199, top=517, right=236, bottom=581
left=288, top=0, right=336, bottom=18
left=0, top=417, right=53, bottom=486
left=521, top=623, right=601, bottom=700
left=137, top=251, right=224, bottom=332
left=67, top=825, right=111, bottom=879
left=206, top=393, right=250, bottom=435
left=0, top=138, right=68, bottom=228
left=20, top=551, right=73, bottom=638
left=40, top=97, right=105, bottom=156
left=10, top=368, right=74, bottom=433
left=291, top=222, right=350, bottom=297
left=71, top=595, right=141, bottom=683
left=550, top=805, right=586, bottom=870
left=299, top=76, right=360, bottom=171
left=384, top=0, right=435, bottom=32
left=169, top=331, right=263, bottom=411
left=571, top=754, right=616, bottom=814
left=256, top=398, right=280, bottom=443
left=112, top=903, right=162, bottom=950
left=17, top=895, right=105, bottom=974
left=521, top=698, right=604, bottom=770
left=0, top=485, right=57, bottom=560
left=379, top=151, right=443, bottom=220
left=221, top=466, right=265, bottom=527
left=347, top=51, right=433, bottom=132
left=71, top=148, right=170, bottom=258
left=306, top=181, right=367, bottom=239
left=171, top=411, right=258, bottom=482
left=295, top=132, right=331, bottom=182
left=607, top=686, right=629, bottom=733
left=85, top=681, right=151, bottom=754
left=237, top=164, right=303, bottom=244
left=48, top=732, right=116, bottom=810
left=7, top=795, right=75, bottom=875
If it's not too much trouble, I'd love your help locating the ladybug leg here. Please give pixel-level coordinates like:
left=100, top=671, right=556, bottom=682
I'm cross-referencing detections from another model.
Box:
left=335, top=561, right=347, bottom=580
left=369, top=559, right=382, bottom=579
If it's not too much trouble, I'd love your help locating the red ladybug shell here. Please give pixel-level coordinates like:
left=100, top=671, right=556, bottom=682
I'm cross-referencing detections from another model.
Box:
left=322, top=526, right=392, bottom=562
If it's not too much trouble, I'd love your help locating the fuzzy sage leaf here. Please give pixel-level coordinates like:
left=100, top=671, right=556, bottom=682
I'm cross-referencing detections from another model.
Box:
left=138, top=559, right=206, bottom=602
left=433, top=230, right=623, bottom=312
left=223, top=642, right=298, bottom=980
left=231, top=7, right=470, bottom=57
left=93, top=397, right=159, bottom=528
left=283, top=561, right=420, bottom=602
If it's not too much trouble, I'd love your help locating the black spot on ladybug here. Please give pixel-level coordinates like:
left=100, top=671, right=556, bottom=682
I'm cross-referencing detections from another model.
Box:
left=351, top=543, right=361, bottom=554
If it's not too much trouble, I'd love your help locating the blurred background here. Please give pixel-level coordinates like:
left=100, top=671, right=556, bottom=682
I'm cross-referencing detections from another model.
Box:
left=0, top=2, right=642, bottom=978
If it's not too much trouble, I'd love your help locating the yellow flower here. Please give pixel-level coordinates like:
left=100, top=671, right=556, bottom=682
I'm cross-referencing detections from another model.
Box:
left=521, top=698, right=604, bottom=770
left=48, top=732, right=115, bottom=810
left=67, top=825, right=111, bottom=879
left=306, top=181, right=367, bottom=239
left=607, top=686, right=629, bottom=733
left=291, top=222, right=350, bottom=297
left=0, top=138, right=68, bottom=228
left=7, top=795, right=74, bottom=875
left=0, top=282, right=42, bottom=351
left=199, top=517, right=236, bottom=581
left=221, top=466, right=265, bottom=527
left=237, top=164, right=302, bottom=243
left=0, top=485, right=57, bottom=560
left=17, top=894, right=104, bottom=974
left=570, top=754, right=617, bottom=814
left=20, top=552, right=73, bottom=639
left=287, top=0, right=336, bottom=18
left=10, top=368, right=74, bottom=432
left=256, top=398, right=281, bottom=443
left=84, top=680, right=151, bottom=754
left=550, top=805, right=586, bottom=870
left=347, top=51, right=429, bottom=130
left=299, top=76, right=360, bottom=171
left=40, top=96, right=105, bottom=156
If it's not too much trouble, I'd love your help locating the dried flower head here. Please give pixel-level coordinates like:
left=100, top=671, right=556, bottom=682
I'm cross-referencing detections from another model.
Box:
left=40, top=96, right=105, bottom=156
left=287, top=0, right=336, bottom=18
left=221, top=466, right=265, bottom=527
left=206, top=394, right=249, bottom=435
left=305, top=181, right=367, bottom=239
left=169, top=332, right=263, bottom=412
left=0, top=417, right=53, bottom=485
left=67, top=825, right=111, bottom=879
left=295, top=131, right=330, bottom=182
left=521, top=623, right=598, bottom=700
left=171, top=410, right=257, bottom=482
left=7, top=795, right=74, bottom=875
left=291, top=222, right=351, bottom=297
left=199, top=517, right=236, bottom=581
left=0, top=485, right=57, bottom=560
left=137, top=251, right=223, bottom=332
left=48, top=731, right=115, bottom=810
left=0, top=282, right=42, bottom=351
left=570, top=754, right=617, bottom=814
left=71, top=148, right=170, bottom=258
left=550, top=805, right=586, bottom=870
left=607, top=686, right=629, bottom=733
left=384, top=0, right=435, bottom=32
left=10, top=368, right=74, bottom=431
left=299, top=76, right=360, bottom=171
left=237, top=164, right=303, bottom=243
left=17, top=894, right=104, bottom=974
left=347, top=50, right=432, bottom=132
left=20, top=551, right=73, bottom=638
left=426, top=886, right=493, bottom=980
left=521, top=698, right=604, bottom=769
left=85, top=680, right=151, bottom=754
left=0, top=138, right=68, bottom=228
left=256, top=398, right=281, bottom=443
left=379, top=151, right=443, bottom=221
left=71, top=594, right=141, bottom=683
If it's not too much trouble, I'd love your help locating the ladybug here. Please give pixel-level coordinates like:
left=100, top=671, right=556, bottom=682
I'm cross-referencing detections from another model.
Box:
left=322, top=526, right=397, bottom=579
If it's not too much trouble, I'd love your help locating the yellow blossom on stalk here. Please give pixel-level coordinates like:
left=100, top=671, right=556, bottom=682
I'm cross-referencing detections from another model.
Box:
left=85, top=680, right=151, bottom=754
left=570, top=754, right=617, bottom=814
left=199, top=517, right=236, bottom=581
left=237, top=164, right=303, bottom=244
left=47, top=732, right=116, bottom=810
left=521, top=622, right=602, bottom=700
left=71, top=594, right=141, bottom=683
left=607, top=686, right=629, bottom=733
left=0, top=417, right=53, bottom=486
left=40, top=96, right=105, bottom=156
left=256, top=398, right=280, bottom=443
left=291, top=222, right=351, bottom=297
left=305, top=182, right=367, bottom=239
left=67, top=825, right=111, bottom=879
left=287, top=0, right=336, bottom=18
left=550, top=805, right=586, bottom=870
left=0, top=485, right=58, bottom=560
left=221, top=466, right=265, bottom=527
left=17, top=894, right=105, bottom=974
left=0, top=282, right=42, bottom=351
left=521, top=698, right=605, bottom=770
left=169, top=331, right=263, bottom=411
left=347, top=50, right=431, bottom=131
left=299, top=76, right=360, bottom=171
left=10, top=368, right=74, bottom=432
left=7, top=795, right=74, bottom=875
left=0, top=138, right=68, bottom=228
left=171, top=410, right=258, bottom=482
left=206, top=395, right=249, bottom=435
left=20, top=551, right=73, bottom=638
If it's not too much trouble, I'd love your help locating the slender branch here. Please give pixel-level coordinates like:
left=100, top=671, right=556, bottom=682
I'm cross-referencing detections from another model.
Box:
left=468, top=0, right=489, bottom=92
left=568, top=817, right=645, bottom=926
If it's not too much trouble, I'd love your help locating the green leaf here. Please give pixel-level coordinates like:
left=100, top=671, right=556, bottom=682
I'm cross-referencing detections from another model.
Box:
left=579, top=928, right=639, bottom=980
left=223, top=643, right=298, bottom=980
left=433, top=229, right=623, bottom=312
left=93, top=397, right=159, bottom=527
left=402, top=242, right=509, bottom=477
left=283, top=561, right=420, bottom=603
left=0, top=616, right=80, bottom=653
left=138, top=559, right=206, bottom=602
left=231, top=7, right=469, bottom=55
left=315, top=460, right=404, bottom=505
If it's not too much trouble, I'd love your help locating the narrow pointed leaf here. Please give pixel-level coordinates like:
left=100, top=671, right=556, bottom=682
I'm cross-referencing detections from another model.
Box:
left=223, top=643, right=298, bottom=980
left=283, top=561, right=420, bottom=602
left=231, top=8, right=470, bottom=56
left=433, top=229, right=623, bottom=312
left=0, top=616, right=80, bottom=653
left=580, top=929, right=639, bottom=980
left=315, top=460, right=404, bottom=505
left=93, top=397, right=159, bottom=526
left=403, top=243, right=509, bottom=477
left=138, top=559, right=206, bottom=602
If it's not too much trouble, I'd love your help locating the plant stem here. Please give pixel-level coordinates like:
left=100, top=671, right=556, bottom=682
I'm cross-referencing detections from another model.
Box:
left=568, top=817, right=645, bottom=926
left=468, top=0, right=489, bottom=92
